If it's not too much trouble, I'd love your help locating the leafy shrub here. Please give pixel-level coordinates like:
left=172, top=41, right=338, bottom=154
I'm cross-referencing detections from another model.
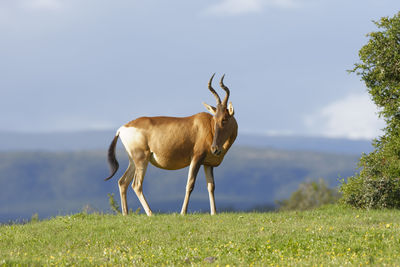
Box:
left=341, top=140, right=400, bottom=208
left=341, top=175, right=400, bottom=209
left=277, top=179, right=340, bottom=211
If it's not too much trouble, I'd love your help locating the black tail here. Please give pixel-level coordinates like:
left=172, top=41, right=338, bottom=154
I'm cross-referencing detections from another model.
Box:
left=104, top=133, right=120, bottom=181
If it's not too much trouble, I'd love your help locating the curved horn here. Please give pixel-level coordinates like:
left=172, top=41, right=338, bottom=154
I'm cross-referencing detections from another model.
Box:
left=220, top=74, right=230, bottom=107
left=208, top=73, right=221, bottom=105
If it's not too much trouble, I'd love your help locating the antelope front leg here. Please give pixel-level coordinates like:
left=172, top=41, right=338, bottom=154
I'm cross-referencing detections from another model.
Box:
left=180, top=158, right=202, bottom=215
left=204, top=165, right=216, bottom=215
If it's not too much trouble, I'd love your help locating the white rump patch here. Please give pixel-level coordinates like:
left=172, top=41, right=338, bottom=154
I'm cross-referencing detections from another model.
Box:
left=118, top=126, right=144, bottom=152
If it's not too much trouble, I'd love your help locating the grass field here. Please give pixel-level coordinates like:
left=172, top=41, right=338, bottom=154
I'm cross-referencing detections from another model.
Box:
left=1, top=205, right=400, bottom=266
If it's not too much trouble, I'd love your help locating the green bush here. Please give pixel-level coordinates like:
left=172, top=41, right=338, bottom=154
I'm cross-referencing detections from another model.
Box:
left=277, top=179, right=340, bottom=211
left=341, top=146, right=400, bottom=208
left=341, top=11, right=400, bottom=208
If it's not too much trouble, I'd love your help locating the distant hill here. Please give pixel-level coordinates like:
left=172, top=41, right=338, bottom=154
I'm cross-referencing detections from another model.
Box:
left=0, top=131, right=373, bottom=154
left=0, top=146, right=360, bottom=223
left=238, top=134, right=374, bottom=155
left=0, top=131, right=115, bottom=151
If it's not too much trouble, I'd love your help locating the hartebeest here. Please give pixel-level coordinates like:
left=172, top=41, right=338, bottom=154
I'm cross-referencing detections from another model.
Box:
left=105, top=74, right=238, bottom=216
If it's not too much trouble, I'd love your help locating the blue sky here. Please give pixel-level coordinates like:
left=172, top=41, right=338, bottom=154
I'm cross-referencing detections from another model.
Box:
left=1, top=0, right=398, bottom=139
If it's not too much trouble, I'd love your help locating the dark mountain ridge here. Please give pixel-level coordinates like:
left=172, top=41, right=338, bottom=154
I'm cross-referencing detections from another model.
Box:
left=0, top=146, right=360, bottom=223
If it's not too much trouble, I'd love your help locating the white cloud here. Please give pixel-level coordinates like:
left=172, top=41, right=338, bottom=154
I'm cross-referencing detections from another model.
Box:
left=205, top=0, right=297, bottom=16
left=267, top=0, right=298, bottom=8
left=206, top=0, right=263, bottom=16
left=21, top=0, right=62, bottom=10
left=304, top=93, right=385, bottom=140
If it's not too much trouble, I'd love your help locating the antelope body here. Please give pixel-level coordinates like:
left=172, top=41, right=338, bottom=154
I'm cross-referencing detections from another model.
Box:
left=105, top=74, right=237, bottom=216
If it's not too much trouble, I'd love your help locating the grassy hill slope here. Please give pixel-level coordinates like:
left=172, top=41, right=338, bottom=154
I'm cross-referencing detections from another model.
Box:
left=1, top=205, right=399, bottom=266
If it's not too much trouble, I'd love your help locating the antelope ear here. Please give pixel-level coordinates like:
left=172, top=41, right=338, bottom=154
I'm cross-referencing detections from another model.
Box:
left=228, top=102, right=234, bottom=116
left=203, top=102, right=217, bottom=115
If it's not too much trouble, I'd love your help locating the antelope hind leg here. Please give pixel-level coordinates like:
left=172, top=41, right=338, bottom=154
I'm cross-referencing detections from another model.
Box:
left=118, top=162, right=135, bottom=215
left=131, top=154, right=153, bottom=216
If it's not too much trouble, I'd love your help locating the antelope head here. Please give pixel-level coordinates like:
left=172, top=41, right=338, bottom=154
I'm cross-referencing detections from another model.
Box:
left=203, top=74, right=236, bottom=156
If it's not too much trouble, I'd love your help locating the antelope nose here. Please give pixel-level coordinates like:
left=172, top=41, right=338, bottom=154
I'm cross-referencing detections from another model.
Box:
left=211, top=146, right=221, bottom=155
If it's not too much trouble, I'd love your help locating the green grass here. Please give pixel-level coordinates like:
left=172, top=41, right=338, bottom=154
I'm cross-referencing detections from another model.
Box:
left=1, top=205, right=400, bottom=266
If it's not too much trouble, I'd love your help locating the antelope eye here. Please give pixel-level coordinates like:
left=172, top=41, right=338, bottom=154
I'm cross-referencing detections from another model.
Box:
left=222, top=119, right=228, bottom=125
